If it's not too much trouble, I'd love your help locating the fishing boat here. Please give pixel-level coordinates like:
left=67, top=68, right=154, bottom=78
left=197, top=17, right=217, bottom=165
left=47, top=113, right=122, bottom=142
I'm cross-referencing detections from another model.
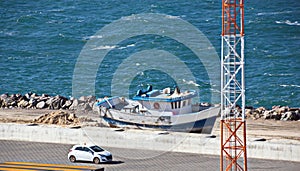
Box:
left=96, top=85, right=220, bottom=133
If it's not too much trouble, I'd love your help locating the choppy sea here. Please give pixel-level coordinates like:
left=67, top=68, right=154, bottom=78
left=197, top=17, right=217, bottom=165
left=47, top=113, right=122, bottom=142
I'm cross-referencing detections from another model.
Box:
left=0, top=0, right=299, bottom=108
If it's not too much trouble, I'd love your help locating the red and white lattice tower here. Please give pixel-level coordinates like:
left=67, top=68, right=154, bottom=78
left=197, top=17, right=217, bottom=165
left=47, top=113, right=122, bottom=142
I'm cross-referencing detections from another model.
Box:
left=220, top=0, right=247, bottom=171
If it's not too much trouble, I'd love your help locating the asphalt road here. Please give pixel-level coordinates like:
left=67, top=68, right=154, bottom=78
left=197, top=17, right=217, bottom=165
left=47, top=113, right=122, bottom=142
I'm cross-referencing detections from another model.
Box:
left=0, top=140, right=299, bottom=171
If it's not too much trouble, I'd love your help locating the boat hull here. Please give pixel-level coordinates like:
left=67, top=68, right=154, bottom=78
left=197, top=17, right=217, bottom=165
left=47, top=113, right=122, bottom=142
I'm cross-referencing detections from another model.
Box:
left=100, top=106, right=220, bottom=133
left=102, top=115, right=217, bottom=133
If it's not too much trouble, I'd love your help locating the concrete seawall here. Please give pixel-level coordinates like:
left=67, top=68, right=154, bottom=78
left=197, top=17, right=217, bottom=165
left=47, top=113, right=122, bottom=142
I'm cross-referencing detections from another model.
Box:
left=0, top=123, right=299, bottom=162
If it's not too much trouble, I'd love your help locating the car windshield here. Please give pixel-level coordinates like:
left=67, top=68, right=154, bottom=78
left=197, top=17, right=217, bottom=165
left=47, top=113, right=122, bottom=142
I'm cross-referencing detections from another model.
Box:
left=90, top=145, right=104, bottom=152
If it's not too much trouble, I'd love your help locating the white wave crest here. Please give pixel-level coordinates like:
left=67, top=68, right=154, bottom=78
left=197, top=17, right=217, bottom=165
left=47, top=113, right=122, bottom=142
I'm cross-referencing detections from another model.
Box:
left=118, top=43, right=136, bottom=50
left=257, top=11, right=292, bottom=16
left=2, top=31, right=18, bottom=36
left=210, top=88, right=221, bottom=93
left=47, top=8, right=64, bottom=12
left=280, top=84, right=300, bottom=88
left=165, top=15, right=180, bottom=19
left=275, top=20, right=300, bottom=26
left=263, top=73, right=293, bottom=76
left=121, top=14, right=142, bottom=21
left=182, top=79, right=200, bottom=87
left=83, top=35, right=103, bottom=40
left=92, top=45, right=116, bottom=50
left=89, top=35, right=103, bottom=39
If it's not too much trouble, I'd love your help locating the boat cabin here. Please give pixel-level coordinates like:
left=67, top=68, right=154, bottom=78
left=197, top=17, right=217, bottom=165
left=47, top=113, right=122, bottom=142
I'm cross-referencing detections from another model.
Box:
left=133, top=85, right=197, bottom=115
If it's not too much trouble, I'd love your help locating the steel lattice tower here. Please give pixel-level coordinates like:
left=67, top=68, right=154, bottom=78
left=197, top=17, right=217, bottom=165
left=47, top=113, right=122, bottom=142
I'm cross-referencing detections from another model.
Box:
left=220, top=0, right=247, bottom=171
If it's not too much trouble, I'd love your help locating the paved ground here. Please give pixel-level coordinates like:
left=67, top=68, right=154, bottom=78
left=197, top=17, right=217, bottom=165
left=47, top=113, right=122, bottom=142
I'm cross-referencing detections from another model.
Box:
left=0, top=140, right=299, bottom=171
left=0, top=109, right=300, bottom=170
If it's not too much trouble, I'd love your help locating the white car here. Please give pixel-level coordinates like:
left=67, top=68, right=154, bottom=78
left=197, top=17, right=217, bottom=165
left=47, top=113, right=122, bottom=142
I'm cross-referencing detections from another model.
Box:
left=68, top=144, right=112, bottom=164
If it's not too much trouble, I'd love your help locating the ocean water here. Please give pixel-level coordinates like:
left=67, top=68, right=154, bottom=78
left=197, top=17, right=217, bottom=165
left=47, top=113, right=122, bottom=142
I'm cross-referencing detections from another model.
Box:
left=0, top=0, right=299, bottom=108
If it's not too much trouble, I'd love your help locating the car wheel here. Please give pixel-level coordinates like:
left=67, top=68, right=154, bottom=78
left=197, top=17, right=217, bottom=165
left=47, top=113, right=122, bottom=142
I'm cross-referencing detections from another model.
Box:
left=93, top=157, right=100, bottom=164
left=69, top=156, right=76, bottom=163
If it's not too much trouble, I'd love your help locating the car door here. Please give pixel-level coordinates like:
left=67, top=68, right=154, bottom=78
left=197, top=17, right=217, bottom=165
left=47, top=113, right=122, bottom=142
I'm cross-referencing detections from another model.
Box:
left=73, top=146, right=84, bottom=161
left=81, top=147, right=94, bottom=161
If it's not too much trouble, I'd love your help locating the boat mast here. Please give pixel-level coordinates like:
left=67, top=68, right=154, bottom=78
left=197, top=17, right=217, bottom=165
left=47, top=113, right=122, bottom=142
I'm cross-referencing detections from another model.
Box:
left=220, top=0, right=247, bottom=170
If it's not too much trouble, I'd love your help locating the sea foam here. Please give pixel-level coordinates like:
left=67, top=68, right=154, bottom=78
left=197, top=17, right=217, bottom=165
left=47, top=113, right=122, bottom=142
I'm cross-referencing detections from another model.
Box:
left=275, top=20, right=300, bottom=26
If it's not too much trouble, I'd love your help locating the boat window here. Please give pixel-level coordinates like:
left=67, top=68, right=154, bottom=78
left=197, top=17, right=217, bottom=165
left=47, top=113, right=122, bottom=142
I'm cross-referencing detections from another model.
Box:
left=171, top=102, right=174, bottom=109
left=178, top=101, right=181, bottom=108
left=182, top=101, right=186, bottom=107
left=174, top=101, right=177, bottom=109
left=188, top=99, right=191, bottom=105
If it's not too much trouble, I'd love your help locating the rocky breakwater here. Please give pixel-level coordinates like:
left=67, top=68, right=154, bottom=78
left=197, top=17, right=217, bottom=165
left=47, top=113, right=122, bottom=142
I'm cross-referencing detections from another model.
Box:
left=1, top=93, right=299, bottom=122
left=0, top=93, right=99, bottom=112
left=246, top=106, right=300, bottom=121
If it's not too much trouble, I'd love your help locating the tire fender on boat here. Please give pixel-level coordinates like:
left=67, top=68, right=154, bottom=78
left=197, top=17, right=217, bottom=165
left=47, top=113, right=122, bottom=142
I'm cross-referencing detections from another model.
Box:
left=153, top=102, right=160, bottom=109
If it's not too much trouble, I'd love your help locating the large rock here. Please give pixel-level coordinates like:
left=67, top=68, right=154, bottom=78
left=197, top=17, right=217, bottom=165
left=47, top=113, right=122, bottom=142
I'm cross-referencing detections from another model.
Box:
left=59, top=98, right=66, bottom=109
left=76, top=103, right=92, bottom=111
left=30, top=93, right=37, bottom=98
left=79, top=96, right=88, bottom=102
left=281, top=111, right=299, bottom=121
left=10, top=94, right=20, bottom=101
left=46, top=97, right=54, bottom=109
left=38, top=96, right=49, bottom=102
left=0, top=93, right=8, bottom=100
left=92, top=102, right=100, bottom=112
left=83, top=103, right=92, bottom=111
left=281, top=112, right=291, bottom=121
left=47, top=95, right=66, bottom=110
left=255, top=107, right=266, bottom=114
left=0, top=94, right=7, bottom=107
left=7, top=95, right=17, bottom=107
left=45, top=97, right=53, bottom=105
left=36, top=101, right=46, bottom=109
left=263, top=110, right=271, bottom=119
left=28, top=98, right=36, bottom=105
left=273, top=112, right=282, bottom=120
left=62, top=100, right=72, bottom=109
left=86, top=95, right=96, bottom=103
left=18, top=99, right=29, bottom=108
left=28, top=98, right=38, bottom=108
left=41, top=94, right=49, bottom=97
left=24, top=92, right=32, bottom=101
left=296, top=110, right=300, bottom=121
left=69, top=99, right=79, bottom=110
left=276, top=106, right=288, bottom=114
left=52, top=99, right=61, bottom=110
left=2, top=97, right=13, bottom=107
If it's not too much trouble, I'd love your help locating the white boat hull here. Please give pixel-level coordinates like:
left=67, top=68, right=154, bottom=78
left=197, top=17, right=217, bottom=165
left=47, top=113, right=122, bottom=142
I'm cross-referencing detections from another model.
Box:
left=99, top=105, right=220, bottom=133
